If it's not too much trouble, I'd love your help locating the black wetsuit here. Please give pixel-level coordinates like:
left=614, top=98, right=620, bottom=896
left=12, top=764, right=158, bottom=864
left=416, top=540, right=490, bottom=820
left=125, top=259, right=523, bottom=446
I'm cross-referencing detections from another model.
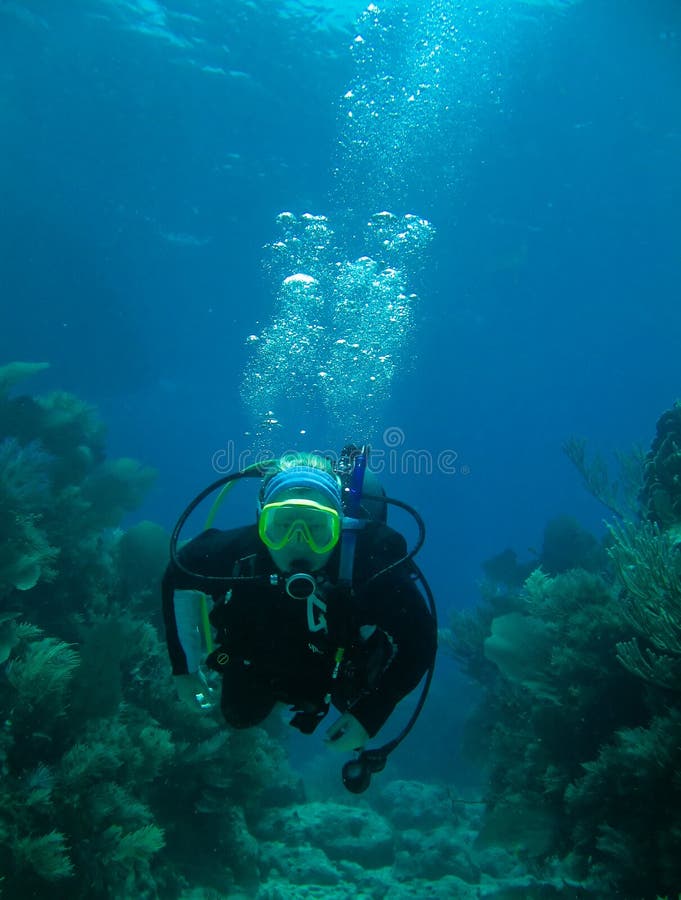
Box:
left=162, top=522, right=436, bottom=737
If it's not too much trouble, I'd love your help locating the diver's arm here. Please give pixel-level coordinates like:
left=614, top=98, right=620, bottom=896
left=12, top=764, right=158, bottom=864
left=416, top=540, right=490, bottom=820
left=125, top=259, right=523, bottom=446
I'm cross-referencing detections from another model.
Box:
left=162, top=569, right=202, bottom=675
left=161, top=528, right=238, bottom=676
left=162, top=572, right=215, bottom=708
left=349, top=571, right=436, bottom=737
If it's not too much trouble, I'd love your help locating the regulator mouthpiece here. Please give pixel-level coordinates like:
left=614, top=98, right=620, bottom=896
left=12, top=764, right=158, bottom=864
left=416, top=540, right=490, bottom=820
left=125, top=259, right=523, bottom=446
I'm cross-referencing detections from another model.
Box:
left=285, top=572, right=317, bottom=600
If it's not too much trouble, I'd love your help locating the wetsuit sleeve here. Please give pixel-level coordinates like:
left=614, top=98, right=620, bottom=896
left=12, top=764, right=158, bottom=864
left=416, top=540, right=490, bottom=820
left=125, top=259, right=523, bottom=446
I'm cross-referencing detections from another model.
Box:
left=348, top=566, right=436, bottom=737
left=161, top=529, right=236, bottom=676
left=162, top=566, right=204, bottom=675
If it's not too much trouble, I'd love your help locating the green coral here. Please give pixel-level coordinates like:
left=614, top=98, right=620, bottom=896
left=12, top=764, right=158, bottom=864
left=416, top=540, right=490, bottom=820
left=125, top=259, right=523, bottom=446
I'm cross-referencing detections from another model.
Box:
left=14, top=830, right=74, bottom=881
left=483, top=609, right=558, bottom=703
left=563, top=435, right=644, bottom=519
left=639, top=401, right=681, bottom=528
left=80, top=457, right=157, bottom=531
left=0, top=611, right=21, bottom=664
left=0, top=439, right=59, bottom=595
left=539, top=515, right=608, bottom=575
left=0, top=361, right=155, bottom=607
left=114, top=520, right=170, bottom=599
left=103, top=823, right=165, bottom=864
left=565, top=711, right=681, bottom=893
left=7, top=632, right=80, bottom=715
left=445, top=557, right=665, bottom=890
left=447, top=402, right=681, bottom=897
left=0, top=361, right=297, bottom=899
left=607, top=519, right=681, bottom=690
left=0, top=361, right=49, bottom=394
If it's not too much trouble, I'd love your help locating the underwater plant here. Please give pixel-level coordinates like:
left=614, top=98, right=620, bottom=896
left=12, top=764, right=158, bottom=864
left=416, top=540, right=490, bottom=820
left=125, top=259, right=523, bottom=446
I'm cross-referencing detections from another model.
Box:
left=563, top=434, right=644, bottom=520
left=445, top=402, right=681, bottom=897
left=608, top=519, right=681, bottom=690
left=0, top=363, right=296, bottom=898
left=0, top=438, right=59, bottom=596
left=638, top=401, right=681, bottom=530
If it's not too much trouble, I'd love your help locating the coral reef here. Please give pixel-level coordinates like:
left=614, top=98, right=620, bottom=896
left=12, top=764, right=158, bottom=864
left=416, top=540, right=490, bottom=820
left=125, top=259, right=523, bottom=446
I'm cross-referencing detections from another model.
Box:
left=539, top=515, right=608, bottom=576
left=563, top=435, right=644, bottom=519
left=7, top=361, right=680, bottom=899
left=0, top=363, right=296, bottom=899
left=639, top=400, right=681, bottom=532
left=0, top=438, right=59, bottom=595
left=444, top=401, right=681, bottom=898
left=250, top=779, right=587, bottom=899
left=608, top=518, right=681, bottom=690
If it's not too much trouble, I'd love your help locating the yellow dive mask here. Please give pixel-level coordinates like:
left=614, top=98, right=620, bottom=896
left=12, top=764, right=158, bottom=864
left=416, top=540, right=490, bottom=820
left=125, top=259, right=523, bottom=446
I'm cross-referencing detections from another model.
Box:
left=258, top=498, right=342, bottom=555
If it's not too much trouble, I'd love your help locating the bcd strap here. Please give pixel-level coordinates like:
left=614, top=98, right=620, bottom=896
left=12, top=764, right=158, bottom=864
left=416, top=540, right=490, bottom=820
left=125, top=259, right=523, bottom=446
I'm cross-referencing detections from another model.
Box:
left=337, top=516, right=365, bottom=585
left=233, top=554, right=257, bottom=577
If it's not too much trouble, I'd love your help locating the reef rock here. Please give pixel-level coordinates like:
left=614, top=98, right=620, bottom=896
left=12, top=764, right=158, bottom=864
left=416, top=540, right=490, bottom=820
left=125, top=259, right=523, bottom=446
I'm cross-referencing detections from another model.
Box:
left=253, top=800, right=394, bottom=869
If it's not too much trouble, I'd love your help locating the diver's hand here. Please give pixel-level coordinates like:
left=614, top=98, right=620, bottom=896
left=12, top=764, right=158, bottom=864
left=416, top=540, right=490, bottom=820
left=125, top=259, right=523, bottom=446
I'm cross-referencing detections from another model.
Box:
left=174, top=671, right=215, bottom=711
left=324, top=712, right=369, bottom=753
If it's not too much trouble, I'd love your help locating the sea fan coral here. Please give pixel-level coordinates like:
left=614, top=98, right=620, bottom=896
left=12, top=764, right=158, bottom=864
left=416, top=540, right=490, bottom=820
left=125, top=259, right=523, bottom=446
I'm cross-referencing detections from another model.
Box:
left=7, top=635, right=80, bottom=710
left=607, top=518, right=681, bottom=692
left=14, top=830, right=74, bottom=881
left=0, top=438, right=59, bottom=595
left=102, top=823, right=165, bottom=863
left=639, top=401, right=681, bottom=529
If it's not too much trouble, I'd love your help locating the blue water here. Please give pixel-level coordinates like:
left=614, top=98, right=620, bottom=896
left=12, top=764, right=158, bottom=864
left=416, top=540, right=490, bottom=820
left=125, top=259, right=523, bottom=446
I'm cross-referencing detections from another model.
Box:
left=1, top=0, right=680, bottom=780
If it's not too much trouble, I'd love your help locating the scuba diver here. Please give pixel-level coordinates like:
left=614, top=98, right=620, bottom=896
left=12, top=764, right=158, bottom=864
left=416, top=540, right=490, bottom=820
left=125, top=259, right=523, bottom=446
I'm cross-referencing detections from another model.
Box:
left=162, top=447, right=437, bottom=792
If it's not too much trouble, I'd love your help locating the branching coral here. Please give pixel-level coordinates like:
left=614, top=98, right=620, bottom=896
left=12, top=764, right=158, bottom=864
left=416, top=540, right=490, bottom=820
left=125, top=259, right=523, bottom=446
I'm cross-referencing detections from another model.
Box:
left=446, top=558, right=651, bottom=889
left=450, top=402, right=681, bottom=897
left=0, top=364, right=105, bottom=489
left=608, top=520, right=681, bottom=640
left=0, top=642, right=179, bottom=896
left=565, top=710, right=681, bottom=895
left=14, top=830, right=74, bottom=881
left=440, top=607, right=497, bottom=682
left=639, top=401, right=681, bottom=529
left=33, top=389, right=105, bottom=456
left=102, top=823, right=165, bottom=864
left=0, top=361, right=156, bottom=613
left=563, top=436, right=644, bottom=520
left=0, top=438, right=59, bottom=595
left=607, top=519, right=681, bottom=690
left=7, top=632, right=80, bottom=716
left=0, top=365, right=178, bottom=896
left=0, top=610, right=21, bottom=663
left=0, top=364, right=317, bottom=898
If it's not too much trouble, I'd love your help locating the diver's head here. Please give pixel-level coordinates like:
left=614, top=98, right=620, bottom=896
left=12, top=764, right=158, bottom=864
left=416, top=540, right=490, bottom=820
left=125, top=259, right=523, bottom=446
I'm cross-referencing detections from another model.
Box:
left=258, top=454, right=343, bottom=573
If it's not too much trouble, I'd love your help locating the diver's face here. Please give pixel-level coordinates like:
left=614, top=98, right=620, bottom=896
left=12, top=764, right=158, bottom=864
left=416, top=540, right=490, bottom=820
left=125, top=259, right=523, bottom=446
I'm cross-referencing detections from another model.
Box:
left=268, top=543, right=333, bottom=574
left=262, top=488, right=338, bottom=573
